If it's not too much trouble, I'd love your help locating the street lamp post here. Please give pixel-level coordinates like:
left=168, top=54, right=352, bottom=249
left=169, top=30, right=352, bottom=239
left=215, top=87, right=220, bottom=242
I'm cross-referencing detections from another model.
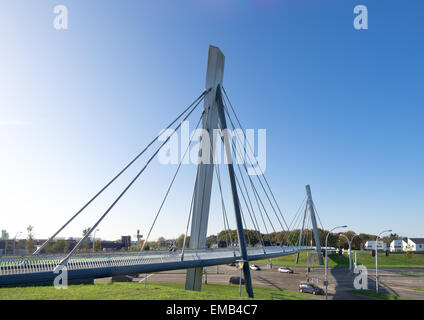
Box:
left=349, top=234, right=359, bottom=271
left=306, top=252, right=310, bottom=282
left=338, top=233, right=359, bottom=273
left=325, top=225, right=347, bottom=300
left=375, top=229, right=392, bottom=293
left=338, top=233, right=351, bottom=271
left=350, top=234, right=359, bottom=271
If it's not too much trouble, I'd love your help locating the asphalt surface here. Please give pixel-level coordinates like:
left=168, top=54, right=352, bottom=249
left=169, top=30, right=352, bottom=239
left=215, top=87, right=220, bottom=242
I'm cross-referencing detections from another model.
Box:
left=136, top=265, right=366, bottom=300
left=104, top=263, right=424, bottom=300
left=366, top=267, right=424, bottom=300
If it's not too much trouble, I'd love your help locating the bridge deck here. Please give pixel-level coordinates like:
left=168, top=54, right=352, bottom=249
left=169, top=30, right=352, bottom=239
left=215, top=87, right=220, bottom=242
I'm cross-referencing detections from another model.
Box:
left=0, top=246, right=312, bottom=287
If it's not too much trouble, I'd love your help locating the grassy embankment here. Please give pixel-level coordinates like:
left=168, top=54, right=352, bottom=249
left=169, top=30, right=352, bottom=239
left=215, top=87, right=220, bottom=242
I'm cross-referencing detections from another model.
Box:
left=257, top=251, right=424, bottom=268
left=348, top=290, right=409, bottom=300
left=0, top=282, right=314, bottom=300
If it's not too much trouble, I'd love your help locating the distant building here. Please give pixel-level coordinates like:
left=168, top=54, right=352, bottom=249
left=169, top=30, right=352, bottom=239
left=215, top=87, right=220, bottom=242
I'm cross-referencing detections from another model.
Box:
left=364, top=240, right=386, bottom=251
left=100, top=241, right=123, bottom=251
left=159, top=241, right=169, bottom=248
left=390, top=240, right=407, bottom=252
left=0, top=230, right=9, bottom=240
left=121, top=236, right=131, bottom=249
left=407, top=238, right=424, bottom=252
left=0, top=239, right=26, bottom=256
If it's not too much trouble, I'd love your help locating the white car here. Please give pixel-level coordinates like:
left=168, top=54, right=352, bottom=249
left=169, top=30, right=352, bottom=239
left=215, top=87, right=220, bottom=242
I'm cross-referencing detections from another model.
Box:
left=278, top=266, right=294, bottom=274
left=249, top=264, right=261, bottom=270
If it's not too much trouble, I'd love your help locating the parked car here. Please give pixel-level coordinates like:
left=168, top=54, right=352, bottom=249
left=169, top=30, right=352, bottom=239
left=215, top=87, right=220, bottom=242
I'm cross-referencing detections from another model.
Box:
left=249, top=264, right=261, bottom=270
left=299, top=283, right=324, bottom=295
left=278, top=266, right=294, bottom=274
left=229, top=276, right=245, bottom=285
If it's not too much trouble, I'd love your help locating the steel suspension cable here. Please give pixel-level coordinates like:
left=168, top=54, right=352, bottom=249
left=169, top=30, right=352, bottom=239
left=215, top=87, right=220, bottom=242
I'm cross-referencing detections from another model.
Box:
left=239, top=206, right=252, bottom=247
left=202, top=124, right=236, bottom=252
left=304, top=207, right=311, bottom=247
left=297, top=202, right=309, bottom=247
left=214, top=164, right=236, bottom=254
left=312, top=202, right=325, bottom=231
left=228, top=138, right=276, bottom=234
left=295, top=206, right=308, bottom=247
left=234, top=163, right=262, bottom=234
left=141, top=112, right=204, bottom=251
left=181, top=179, right=196, bottom=260
left=213, top=127, right=265, bottom=250
left=215, top=127, right=266, bottom=250
left=57, top=95, right=205, bottom=267
left=222, top=87, right=290, bottom=230
left=233, top=171, right=254, bottom=248
left=220, top=133, right=265, bottom=248
left=35, top=90, right=209, bottom=255
left=282, top=196, right=307, bottom=245
left=296, top=201, right=308, bottom=249
left=286, top=211, right=302, bottom=246
left=233, top=166, right=266, bottom=251
left=142, top=111, right=205, bottom=251
left=285, top=200, right=306, bottom=246
left=223, top=103, right=287, bottom=233
left=216, top=125, right=274, bottom=235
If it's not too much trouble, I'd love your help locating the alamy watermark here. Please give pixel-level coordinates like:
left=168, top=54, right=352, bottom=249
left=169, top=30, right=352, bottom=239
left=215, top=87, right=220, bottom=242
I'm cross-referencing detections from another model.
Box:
left=157, top=121, right=267, bottom=175
left=53, top=265, right=68, bottom=289
left=354, top=5, right=368, bottom=30
left=52, top=4, right=369, bottom=31
left=353, top=265, right=368, bottom=290
left=53, top=5, right=68, bottom=30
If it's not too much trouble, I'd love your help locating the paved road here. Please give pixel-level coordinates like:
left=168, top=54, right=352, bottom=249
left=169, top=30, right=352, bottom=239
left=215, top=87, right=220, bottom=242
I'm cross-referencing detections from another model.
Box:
left=111, top=264, right=424, bottom=300
left=366, top=267, right=424, bottom=300
left=124, top=265, right=363, bottom=300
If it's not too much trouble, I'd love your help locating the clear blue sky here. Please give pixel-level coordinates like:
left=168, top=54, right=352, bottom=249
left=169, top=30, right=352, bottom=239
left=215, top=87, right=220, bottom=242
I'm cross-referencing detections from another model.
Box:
left=0, top=0, right=423, bottom=241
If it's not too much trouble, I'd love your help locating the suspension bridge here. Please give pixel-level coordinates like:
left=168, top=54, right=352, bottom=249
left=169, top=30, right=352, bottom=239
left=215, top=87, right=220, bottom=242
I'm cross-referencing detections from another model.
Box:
left=0, top=46, right=327, bottom=298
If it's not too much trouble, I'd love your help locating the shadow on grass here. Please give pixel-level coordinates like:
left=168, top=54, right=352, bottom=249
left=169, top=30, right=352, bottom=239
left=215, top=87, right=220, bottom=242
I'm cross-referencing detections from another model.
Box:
left=327, top=254, right=350, bottom=267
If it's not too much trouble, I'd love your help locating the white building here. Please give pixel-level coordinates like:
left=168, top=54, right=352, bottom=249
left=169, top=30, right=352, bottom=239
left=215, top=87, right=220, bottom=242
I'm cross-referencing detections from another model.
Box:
left=390, top=239, right=407, bottom=252
left=407, top=238, right=424, bottom=252
left=364, top=240, right=386, bottom=251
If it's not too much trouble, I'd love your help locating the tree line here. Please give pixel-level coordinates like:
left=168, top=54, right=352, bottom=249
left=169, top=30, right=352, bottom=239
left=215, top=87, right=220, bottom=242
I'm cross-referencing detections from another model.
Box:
left=18, top=224, right=406, bottom=254
left=172, top=229, right=405, bottom=250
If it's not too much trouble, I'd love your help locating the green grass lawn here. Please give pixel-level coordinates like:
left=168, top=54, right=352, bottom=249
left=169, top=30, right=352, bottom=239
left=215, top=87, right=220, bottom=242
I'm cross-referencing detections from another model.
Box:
left=348, top=290, right=409, bottom=300
left=257, top=251, right=424, bottom=268
left=0, top=282, right=315, bottom=300
left=414, top=288, right=424, bottom=292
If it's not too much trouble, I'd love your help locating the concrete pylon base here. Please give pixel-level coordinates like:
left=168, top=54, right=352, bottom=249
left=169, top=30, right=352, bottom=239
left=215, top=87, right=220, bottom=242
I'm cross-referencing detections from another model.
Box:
left=185, top=267, right=203, bottom=291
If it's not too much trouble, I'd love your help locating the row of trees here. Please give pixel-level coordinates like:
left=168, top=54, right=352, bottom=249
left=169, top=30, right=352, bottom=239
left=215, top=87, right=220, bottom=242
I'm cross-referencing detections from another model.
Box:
left=22, top=224, right=405, bottom=254
left=22, top=226, right=104, bottom=254
left=167, top=229, right=406, bottom=250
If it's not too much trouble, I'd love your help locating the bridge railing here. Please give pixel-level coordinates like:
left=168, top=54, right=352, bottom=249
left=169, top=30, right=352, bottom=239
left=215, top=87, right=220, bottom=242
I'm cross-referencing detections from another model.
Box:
left=0, top=245, right=311, bottom=276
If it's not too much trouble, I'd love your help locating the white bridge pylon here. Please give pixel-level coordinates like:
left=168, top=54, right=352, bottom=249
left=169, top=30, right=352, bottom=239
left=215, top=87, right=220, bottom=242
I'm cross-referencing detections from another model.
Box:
left=295, top=185, right=324, bottom=265
left=185, top=46, right=225, bottom=293
left=185, top=46, right=255, bottom=298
